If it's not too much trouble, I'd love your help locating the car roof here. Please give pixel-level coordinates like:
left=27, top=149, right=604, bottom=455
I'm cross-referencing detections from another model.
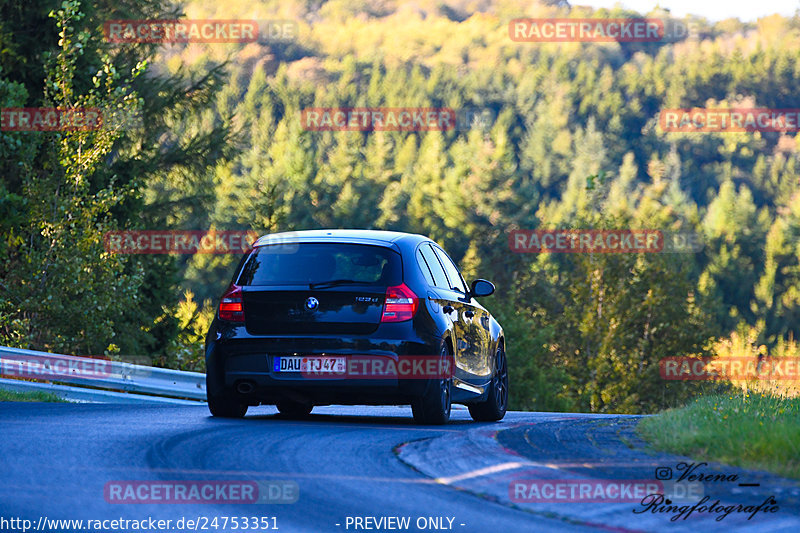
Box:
left=252, top=229, right=430, bottom=249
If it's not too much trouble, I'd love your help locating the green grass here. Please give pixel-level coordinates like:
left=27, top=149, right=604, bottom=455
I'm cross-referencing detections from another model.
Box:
left=0, top=389, right=66, bottom=402
left=637, top=392, right=800, bottom=479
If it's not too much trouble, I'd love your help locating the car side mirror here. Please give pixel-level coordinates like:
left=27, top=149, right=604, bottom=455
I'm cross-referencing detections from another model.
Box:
left=470, top=279, right=495, bottom=298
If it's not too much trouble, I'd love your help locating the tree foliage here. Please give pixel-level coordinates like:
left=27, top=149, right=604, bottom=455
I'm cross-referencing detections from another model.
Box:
left=3, top=0, right=799, bottom=412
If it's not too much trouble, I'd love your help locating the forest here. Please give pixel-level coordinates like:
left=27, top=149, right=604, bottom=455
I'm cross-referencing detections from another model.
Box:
left=1, top=0, right=799, bottom=413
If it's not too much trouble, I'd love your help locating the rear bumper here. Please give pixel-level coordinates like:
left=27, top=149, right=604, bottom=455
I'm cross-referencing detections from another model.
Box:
left=205, top=328, right=442, bottom=405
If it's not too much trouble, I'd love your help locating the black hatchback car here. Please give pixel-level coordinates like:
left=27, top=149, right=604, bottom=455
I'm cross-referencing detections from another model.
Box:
left=204, top=229, right=508, bottom=424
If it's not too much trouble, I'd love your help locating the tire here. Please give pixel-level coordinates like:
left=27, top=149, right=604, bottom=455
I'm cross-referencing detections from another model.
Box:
left=468, top=343, right=508, bottom=422
left=208, top=392, right=248, bottom=418
left=276, top=400, right=313, bottom=418
left=411, top=344, right=452, bottom=425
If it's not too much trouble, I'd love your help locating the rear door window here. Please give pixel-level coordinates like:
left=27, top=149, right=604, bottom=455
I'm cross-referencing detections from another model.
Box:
left=432, top=245, right=467, bottom=293
left=418, top=244, right=450, bottom=289
left=416, top=249, right=436, bottom=286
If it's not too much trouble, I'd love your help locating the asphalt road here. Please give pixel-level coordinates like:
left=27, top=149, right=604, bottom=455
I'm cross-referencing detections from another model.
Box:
left=1, top=403, right=798, bottom=533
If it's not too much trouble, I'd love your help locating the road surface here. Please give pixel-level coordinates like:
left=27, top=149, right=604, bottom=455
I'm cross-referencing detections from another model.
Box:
left=1, top=403, right=798, bottom=532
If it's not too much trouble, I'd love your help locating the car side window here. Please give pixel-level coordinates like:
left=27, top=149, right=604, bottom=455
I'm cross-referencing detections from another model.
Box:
left=432, top=245, right=467, bottom=293
left=418, top=245, right=449, bottom=289
left=416, top=248, right=435, bottom=286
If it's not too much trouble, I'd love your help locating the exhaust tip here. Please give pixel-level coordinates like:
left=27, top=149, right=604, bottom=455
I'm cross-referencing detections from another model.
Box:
left=236, top=381, right=255, bottom=394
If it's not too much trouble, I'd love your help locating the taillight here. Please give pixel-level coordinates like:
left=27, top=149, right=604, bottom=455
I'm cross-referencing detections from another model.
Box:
left=218, top=284, right=244, bottom=322
left=381, top=283, right=419, bottom=322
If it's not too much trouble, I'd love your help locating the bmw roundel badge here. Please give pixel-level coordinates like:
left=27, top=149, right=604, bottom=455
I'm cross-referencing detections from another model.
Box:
left=305, top=297, right=319, bottom=310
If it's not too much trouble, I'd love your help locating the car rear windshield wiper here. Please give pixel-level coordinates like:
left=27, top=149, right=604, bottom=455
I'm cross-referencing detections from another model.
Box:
left=309, top=279, right=364, bottom=289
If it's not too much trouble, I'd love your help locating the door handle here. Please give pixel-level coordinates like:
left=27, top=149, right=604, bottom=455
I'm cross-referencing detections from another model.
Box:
left=464, top=310, right=475, bottom=318
left=443, top=305, right=454, bottom=314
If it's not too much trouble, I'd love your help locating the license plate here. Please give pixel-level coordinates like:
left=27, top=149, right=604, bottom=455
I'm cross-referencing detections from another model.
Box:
left=273, top=356, right=346, bottom=373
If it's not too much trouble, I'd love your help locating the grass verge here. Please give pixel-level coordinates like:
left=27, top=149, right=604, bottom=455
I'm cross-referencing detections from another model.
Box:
left=0, top=389, right=66, bottom=402
left=637, top=392, right=800, bottom=479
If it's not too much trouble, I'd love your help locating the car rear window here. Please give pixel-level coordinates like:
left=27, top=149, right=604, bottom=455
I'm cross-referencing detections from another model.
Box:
left=236, top=243, right=402, bottom=286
